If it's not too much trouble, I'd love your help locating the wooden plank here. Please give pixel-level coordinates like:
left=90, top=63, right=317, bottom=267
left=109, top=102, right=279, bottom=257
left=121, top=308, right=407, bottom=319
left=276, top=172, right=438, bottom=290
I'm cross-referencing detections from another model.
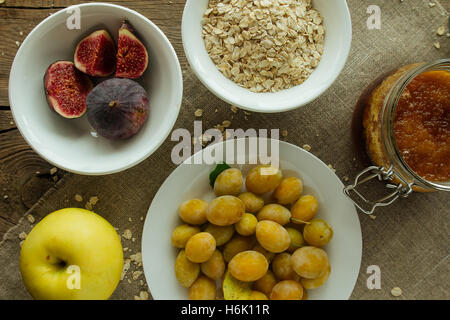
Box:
left=0, top=0, right=55, bottom=8
left=0, top=1, right=187, bottom=105
left=0, top=128, right=63, bottom=237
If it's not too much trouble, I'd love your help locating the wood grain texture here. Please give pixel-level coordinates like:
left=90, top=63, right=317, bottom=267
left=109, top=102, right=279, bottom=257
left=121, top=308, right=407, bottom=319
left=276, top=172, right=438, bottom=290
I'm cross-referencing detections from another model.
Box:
left=1, top=0, right=182, bottom=8
left=0, top=1, right=185, bottom=239
left=0, top=4, right=64, bottom=239
left=0, top=0, right=448, bottom=299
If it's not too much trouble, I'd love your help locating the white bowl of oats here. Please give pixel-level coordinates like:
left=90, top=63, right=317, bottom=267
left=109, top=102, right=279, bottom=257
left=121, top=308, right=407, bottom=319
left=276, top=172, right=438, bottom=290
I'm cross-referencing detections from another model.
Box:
left=182, top=0, right=352, bottom=113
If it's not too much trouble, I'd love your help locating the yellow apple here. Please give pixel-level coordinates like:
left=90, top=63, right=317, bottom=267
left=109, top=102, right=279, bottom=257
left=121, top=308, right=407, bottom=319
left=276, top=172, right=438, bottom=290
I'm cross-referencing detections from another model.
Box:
left=20, top=208, right=123, bottom=300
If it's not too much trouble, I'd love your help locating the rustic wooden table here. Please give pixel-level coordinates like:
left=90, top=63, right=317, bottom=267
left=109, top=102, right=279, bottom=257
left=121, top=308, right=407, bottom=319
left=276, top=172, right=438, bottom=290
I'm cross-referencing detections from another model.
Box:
left=0, top=0, right=189, bottom=239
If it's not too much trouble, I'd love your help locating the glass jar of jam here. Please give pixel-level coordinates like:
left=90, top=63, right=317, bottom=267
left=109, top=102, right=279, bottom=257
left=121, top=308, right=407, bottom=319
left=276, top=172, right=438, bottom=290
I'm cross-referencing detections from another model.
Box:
left=345, top=58, right=450, bottom=214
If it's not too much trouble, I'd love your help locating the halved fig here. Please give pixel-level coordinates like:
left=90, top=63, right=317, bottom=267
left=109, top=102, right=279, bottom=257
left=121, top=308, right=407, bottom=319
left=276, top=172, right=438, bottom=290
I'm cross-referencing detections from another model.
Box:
left=116, top=21, right=149, bottom=79
left=44, top=61, right=93, bottom=118
left=74, top=29, right=116, bottom=77
left=86, top=78, right=149, bottom=140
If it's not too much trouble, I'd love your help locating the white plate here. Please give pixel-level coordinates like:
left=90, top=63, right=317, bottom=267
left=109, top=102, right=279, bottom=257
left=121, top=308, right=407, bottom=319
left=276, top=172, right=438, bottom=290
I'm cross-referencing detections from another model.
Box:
left=9, top=3, right=183, bottom=175
left=142, top=139, right=362, bottom=300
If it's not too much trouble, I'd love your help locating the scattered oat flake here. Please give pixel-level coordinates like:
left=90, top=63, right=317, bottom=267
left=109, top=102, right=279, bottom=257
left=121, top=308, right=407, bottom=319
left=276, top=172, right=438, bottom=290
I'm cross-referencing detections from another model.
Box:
left=222, top=120, right=231, bottom=128
left=433, top=41, right=440, bottom=49
left=140, top=216, right=144, bottom=221
left=328, top=164, right=336, bottom=173
left=134, top=291, right=149, bottom=300
left=3, top=195, right=8, bottom=200
left=85, top=202, right=93, bottom=211
left=437, top=26, right=445, bottom=36
left=370, top=215, right=377, bottom=220
left=132, top=238, right=136, bottom=242
left=122, top=229, right=132, bottom=240
left=281, top=130, right=288, bottom=137
left=27, top=214, right=35, bottom=224
left=223, top=130, right=232, bottom=140
left=428, top=2, right=435, bottom=7
left=19, top=232, right=27, bottom=240
left=75, top=194, right=83, bottom=202
left=128, top=217, right=132, bottom=222
left=123, top=247, right=128, bottom=252
left=194, top=109, right=204, bottom=117
left=343, top=176, right=350, bottom=182
left=50, top=167, right=57, bottom=175
left=231, top=106, right=238, bottom=113
left=391, top=287, right=402, bottom=297
left=15, top=41, right=20, bottom=47
left=19, top=240, right=24, bottom=247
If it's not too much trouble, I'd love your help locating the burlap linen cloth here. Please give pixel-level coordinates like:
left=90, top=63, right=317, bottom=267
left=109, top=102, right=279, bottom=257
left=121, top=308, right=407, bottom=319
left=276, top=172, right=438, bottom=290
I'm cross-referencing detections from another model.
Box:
left=0, top=0, right=448, bottom=300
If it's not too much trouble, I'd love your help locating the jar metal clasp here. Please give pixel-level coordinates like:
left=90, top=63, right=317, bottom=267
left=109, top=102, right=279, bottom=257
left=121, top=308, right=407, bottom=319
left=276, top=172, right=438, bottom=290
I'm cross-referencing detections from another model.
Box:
left=344, top=165, right=414, bottom=215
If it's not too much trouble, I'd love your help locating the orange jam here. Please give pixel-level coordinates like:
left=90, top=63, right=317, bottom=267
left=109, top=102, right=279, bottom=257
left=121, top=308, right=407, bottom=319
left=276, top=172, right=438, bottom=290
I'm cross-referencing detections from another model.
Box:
left=394, top=71, right=450, bottom=182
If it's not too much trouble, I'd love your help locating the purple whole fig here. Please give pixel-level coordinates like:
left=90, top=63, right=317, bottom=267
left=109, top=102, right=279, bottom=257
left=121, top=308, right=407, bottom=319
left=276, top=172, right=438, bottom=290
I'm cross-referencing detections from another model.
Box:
left=86, top=78, right=149, bottom=140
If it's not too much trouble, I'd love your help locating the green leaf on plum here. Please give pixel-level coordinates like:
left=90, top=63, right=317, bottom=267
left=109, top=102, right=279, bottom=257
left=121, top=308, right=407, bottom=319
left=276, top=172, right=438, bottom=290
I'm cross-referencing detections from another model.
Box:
left=209, top=163, right=231, bottom=187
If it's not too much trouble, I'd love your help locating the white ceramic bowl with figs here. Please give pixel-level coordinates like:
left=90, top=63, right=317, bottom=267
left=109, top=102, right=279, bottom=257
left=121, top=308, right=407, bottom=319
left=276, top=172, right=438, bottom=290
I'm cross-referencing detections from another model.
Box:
left=182, top=0, right=352, bottom=113
left=142, top=139, right=362, bottom=300
left=9, top=3, right=183, bottom=175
